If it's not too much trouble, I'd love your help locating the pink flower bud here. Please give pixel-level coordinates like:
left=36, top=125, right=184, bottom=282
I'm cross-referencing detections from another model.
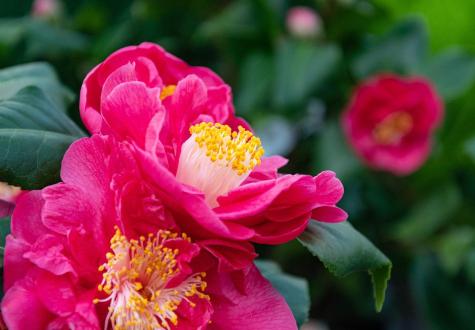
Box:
left=286, top=6, right=321, bottom=38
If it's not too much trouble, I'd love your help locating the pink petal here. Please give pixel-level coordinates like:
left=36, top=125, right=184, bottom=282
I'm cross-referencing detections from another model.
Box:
left=102, top=81, right=163, bottom=147
left=23, top=235, right=76, bottom=277
left=2, top=277, right=53, bottom=330
left=209, top=266, right=297, bottom=330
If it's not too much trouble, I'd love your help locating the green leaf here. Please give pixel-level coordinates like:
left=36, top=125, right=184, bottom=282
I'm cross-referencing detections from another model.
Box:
left=255, top=259, right=310, bottom=327
left=411, top=255, right=475, bottom=330
left=0, top=86, right=84, bottom=136
left=435, top=226, right=475, bottom=275
left=196, top=1, right=257, bottom=40
left=416, top=48, right=475, bottom=100
left=352, top=18, right=427, bottom=78
left=313, top=122, right=361, bottom=181
left=298, top=220, right=392, bottom=312
left=273, top=40, right=341, bottom=107
left=236, top=53, right=273, bottom=114
left=0, top=129, right=77, bottom=189
left=0, top=87, right=84, bottom=189
left=393, top=183, right=461, bottom=243
left=0, top=62, right=74, bottom=111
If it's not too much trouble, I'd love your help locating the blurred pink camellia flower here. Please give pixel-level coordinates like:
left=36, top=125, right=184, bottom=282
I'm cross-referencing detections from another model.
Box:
left=0, top=182, right=21, bottom=217
left=342, top=74, right=444, bottom=175
left=286, top=6, right=322, bottom=38
left=31, top=0, right=61, bottom=18
left=1, top=135, right=297, bottom=330
left=79, top=42, right=347, bottom=245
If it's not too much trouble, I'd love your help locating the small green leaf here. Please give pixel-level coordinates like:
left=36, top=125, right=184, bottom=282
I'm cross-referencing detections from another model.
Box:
left=273, top=40, right=341, bottom=107
left=0, top=217, right=10, bottom=265
left=236, top=53, right=273, bottom=114
left=416, top=47, right=475, bottom=100
left=411, top=255, right=475, bottom=330
left=0, top=62, right=74, bottom=111
left=298, top=220, right=392, bottom=312
left=393, top=183, right=461, bottom=243
left=255, top=259, right=310, bottom=327
left=352, top=18, right=427, bottom=78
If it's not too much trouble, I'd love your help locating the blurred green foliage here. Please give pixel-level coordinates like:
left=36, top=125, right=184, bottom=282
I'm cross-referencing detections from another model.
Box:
left=1, top=0, right=475, bottom=329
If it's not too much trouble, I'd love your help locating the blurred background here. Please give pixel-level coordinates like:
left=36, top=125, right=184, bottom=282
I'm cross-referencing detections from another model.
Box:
left=2, top=0, right=475, bottom=329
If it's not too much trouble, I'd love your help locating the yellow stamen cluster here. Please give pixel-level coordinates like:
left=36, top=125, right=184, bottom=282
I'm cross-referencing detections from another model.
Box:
left=160, top=85, right=176, bottom=101
left=190, top=122, right=265, bottom=176
left=95, top=227, right=209, bottom=330
left=373, top=112, right=413, bottom=145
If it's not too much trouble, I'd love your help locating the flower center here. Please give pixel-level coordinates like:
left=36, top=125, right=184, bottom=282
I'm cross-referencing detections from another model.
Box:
left=373, top=112, right=413, bottom=145
left=176, top=122, right=264, bottom=207
left=94, top=228, right=208, bottom=330
left=160, top=85, right=176, bottom=101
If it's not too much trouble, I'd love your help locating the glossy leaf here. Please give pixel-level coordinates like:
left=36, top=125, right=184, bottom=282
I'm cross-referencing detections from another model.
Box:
left=299, top=220, right=392, bottom=312
left=0, top=87, right=83, bottom=189
left=0, top=62, right=74, bottom=111
left=255, top=259, right=310, bottom=327
left=273, top=40, right=340, bottom=107
left=352, top=18, right=427, bottom=78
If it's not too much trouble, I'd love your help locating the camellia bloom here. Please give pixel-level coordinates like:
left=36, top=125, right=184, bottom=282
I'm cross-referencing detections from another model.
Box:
left=1, top=136, right=297, bottom=330
left=286, top=6, right=322, bottom=38
left=342, top=74, right=443, bottom=175
left=78, top=43, right=347, bottom=246
left=80, top=42, right=247, bottom=136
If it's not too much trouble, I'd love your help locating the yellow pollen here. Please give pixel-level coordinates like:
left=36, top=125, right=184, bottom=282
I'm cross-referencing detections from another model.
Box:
left=95, top=227, right=209, bottom=330
left=160, top=85, right=176, bottom=101
left=373, top=112, right=413, bottom=145
left=189, top=122, right=265, bottom=176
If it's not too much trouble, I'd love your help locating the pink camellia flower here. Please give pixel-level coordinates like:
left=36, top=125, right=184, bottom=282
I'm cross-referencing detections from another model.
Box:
left=342, top=74, right=443, bottom=175
left=286, top=6, right=321, bottom=38
left=79, top=43, right=347, bottom=246
left=1, top=135, right=297, bottom=330
left=80, top=42, right=247, bottom=136
left=31, top=0, right=60, bottom=18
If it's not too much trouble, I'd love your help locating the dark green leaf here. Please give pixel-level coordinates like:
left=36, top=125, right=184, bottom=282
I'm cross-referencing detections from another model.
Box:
left=0, top=86, right=84, bottom=136
left=313, top=122, right=361, bottom=181
left=352, top=18, right=427, bottom=78
left=255, top=259, right=310, bottom=327
left=0, top=129, right=77, bottom=189
left=0, top=62, right=74, bottom=111
left=0, top=217, right=10, bottom=265
left=299, top=221, right=392, bottom=312
left=273, top=40, right=341, bottom=107
left=417, top=48, right=475, bottom=100
left=236, top=53, right=273, bottom=114
left=393, top=182, right=461, bottom=243
left=411, top=255, right=475, bottom=330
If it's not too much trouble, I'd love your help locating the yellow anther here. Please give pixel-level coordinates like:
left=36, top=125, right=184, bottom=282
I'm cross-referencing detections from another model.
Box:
left=160, top=85, right=176, bottom=101
left=189, top=122, right=264, bottom=175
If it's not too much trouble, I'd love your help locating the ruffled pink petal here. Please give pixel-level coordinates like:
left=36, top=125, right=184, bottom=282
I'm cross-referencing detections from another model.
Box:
left=246, top=156, right=289, bottom=182
left=11, top=191, right=49, bottom=243
left=208, top=266, right=297, bottom=330
left=2, top=277, right=54, bottom=330
left=314, top=171, right=344, bottom=205
left=3, top=236, right=32, bottom=290
left=200, top=239, right=257, bottom=272
left=36, top=273, right=76, bottom=317
left=23, top=235, right=76, bottom=277
left=102, top=81, right=163, bottom=147
left=134, top=148, right=254, bottom=240
left=312, top=206, right=348, bottom=223
left=42, top=184, right=97, bottom=235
